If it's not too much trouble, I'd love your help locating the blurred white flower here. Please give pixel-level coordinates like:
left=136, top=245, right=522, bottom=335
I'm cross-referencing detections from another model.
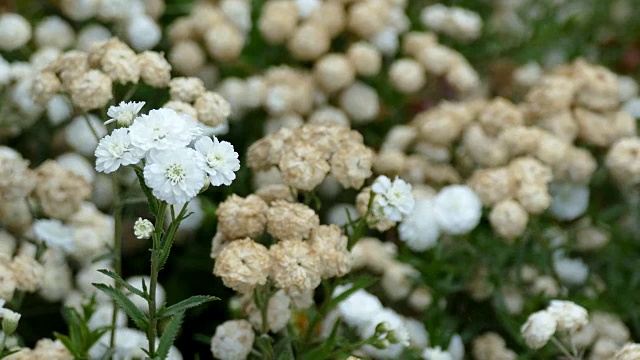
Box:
left=520, top=310, right=557, bottom=349
left=553, top=251, right=589, bottom=286
left=548, top=182, right=590, bottom=221
left=33, top=219, right=74, bottom=253
left=433, top=185, right=482, bottom=235
left=398, top=197, right=440, bottom=251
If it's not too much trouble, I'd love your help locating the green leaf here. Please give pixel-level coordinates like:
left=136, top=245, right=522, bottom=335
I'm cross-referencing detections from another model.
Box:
left=156, top=312, right=184, bottom=360
left=53, top=333, right=79, bottom=359
left=97, top=269, right=147, bottom=299
left=133, top=166, right=158, bottom=214
left=93, top=283, right=149, bottom=330
left=157, top=295, right=219, bottom=320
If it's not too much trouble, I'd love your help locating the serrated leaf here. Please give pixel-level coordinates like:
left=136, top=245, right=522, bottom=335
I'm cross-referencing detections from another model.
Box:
left=93, top=283, right=149, bottom=330
left=98, top=269, right=147, bottom=299
left=157, top=295, right=219, bottom=320
left=156, top=312, right=184, bottom=359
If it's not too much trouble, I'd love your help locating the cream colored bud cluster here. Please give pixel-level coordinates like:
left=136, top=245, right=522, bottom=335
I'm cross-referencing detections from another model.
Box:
left=259, top=0, right=350, bottom=61
left=167, top=1, right=248, bottom=74
left=606, top=137, right=640, bottom=190
left=59, top=0, right=164, bottom=51
left=212, top=195, right=352, bottom=298
left=33, top=38, right=172, bottom=111
left=569, top=311, right=632, bottom=359
left=350, top=237, right=432, bottom=311
left=248, top=123, right=373, bottom=191
left=472, top=332, right=517, bottom=360
left=524, top=59, right=636, bottom=147
left=164, top=77, right=231, bottom=128
left=419, top=4, right=482, bottom=42
left=3, top=338, right=71, bottom=360
left=521, top=300, right=588, bottom=350
left=0, top=243, right=44, bottom=300
left=0, top=151, right=91, bottom=235
left=401, top=31, right=480, bottom=93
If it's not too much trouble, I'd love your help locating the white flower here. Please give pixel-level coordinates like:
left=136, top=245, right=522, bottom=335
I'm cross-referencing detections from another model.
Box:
left=548, top=182, right=590, bottom=221
left=143, top=148, right=206, bottom=205
left=0, top=13, right=31, bottom=51
left=433, top=185, right=482, bottom=235
left=194, top=136, right=240, bottom=186
left=32, top=219, right=74, bottom=253
left=447, top=334, right=465, bottom=360
left=295, top=0, right=321, bottom=18
left=66, top=114, right=107, bottom=156
left=133, top=218, right=154, bottom=240
left=546, top=300, right=589, bottom=332
left=87, top=304, right=127, bottom=331
left=370, top=28, right=399, bottom=57
left=89, top=328, right=147, bottom=360
left=56, top=152, right=96, bottom=182
left=0, top=307, right=20, bottom=335
left=552, top=251, right=589, bottom=286
left=398, top=197, right=440, bottom=251
left=371, top=176, right=415, bottom=222
left=404, top=318, right=429, bottom=349
left=46, top=95, right=73, bottom=125
left=128, top=108, right=202, bottom=153
left=94, top=128, right=145, bottom=174
left=105, top=101, right=145, bottom=126
left=422, top=346, right=454, bottom=360
left=125, top=16, right=161, bottom=51
left=210, top=320, right=255, bottom=360
left=520, top=310, right=557, bottom=349
left=334, top=285, right=383, bottom=329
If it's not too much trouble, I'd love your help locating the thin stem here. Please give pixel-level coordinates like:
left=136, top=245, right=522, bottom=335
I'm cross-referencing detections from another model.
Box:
left=109, top=171, right=122, bottom=348
left=551, top=336, right=577, bottom=360
left=147, top=202, right=167, bottom=357
left=82, top=113, right=101, bottom=141
left=121, top=84, right=139, bottom=103
left=0, top=331, right=7, bottom=355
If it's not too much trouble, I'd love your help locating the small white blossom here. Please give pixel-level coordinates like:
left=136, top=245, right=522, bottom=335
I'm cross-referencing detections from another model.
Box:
left=335, top=285, right=383, bottom=329
left=546, top=300, right=589, bottom=332
left=143, top=148, right=206, bottom=205
left=105, top=101, right=145, bottom=126
left=422, top=346, right=454, bottom=360
left=194, top=136, right=240, bottom=186
left=548, top=182, right=590, bottom=221
left=521, top=310, right=557, bottom=349
left=128, top=108, right=202, bottom=153
left=553, top=251, right=589, bottom=286
left=94, top=128, right=145, bottom=173
left=125, top=16, right=161, bottom=51
left=398, top=197, right=440, bottom=251
left=210, top=320, right=255, bottom=360
left=133, top=218, right=154, bottom=240
left=433, top=185, right=482, bottom=235
left=371, top=176, right=415, bottom=222
left=32, top=219, right=74, bottom=253
left=0, top=306, right=21, bottom=335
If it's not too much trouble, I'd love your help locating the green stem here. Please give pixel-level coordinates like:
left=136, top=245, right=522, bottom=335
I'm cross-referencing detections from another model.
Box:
left=147, top=203, right=167, bottom=357
left=0, top=330, right=7, bottom=354
left=109, top=172, right=122, bottom=348
left=82, top=113, right=100, bottom=141
left=121, top=84, right=139, bottom=103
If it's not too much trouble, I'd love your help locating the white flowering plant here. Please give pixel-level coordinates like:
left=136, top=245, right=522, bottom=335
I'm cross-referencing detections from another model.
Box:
left=90, top=102, right=239, bottom=359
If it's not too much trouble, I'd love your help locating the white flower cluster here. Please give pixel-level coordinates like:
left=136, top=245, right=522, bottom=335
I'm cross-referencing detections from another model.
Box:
left=521, top=300, right=588, bottom=350
left=95, top=102, right=240, bottom=205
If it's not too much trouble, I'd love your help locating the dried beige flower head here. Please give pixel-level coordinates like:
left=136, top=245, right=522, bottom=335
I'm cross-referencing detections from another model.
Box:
left=269, top=239, right=321, bottom=297
left=169, top=77, right=206, bottom=103
left=215, top=194, right=269, bottom=240
left=489, top=199, right=529, bottom=240
left=137, top=51, right=172, bottom=88
left=33, top=160, right=91, bottom=220
left=194, top=91, right=231, bottom=127
left=329, top=143, right=374, bottom=190
left=214, top=238, right=270, bottom=294
left=389, top=58, right=426, bottom=94
left=258, top=0, right=298, bottom=44
left=606, top=137, right=640, bottom=189
left=68, top=69, right=113, bottom=111
left=308, top=225, right=351, bottom=278
left=472, top=332, right=517, bottom=360
left=266, top=201, right=319, bottom=242
left=0, top=152, right=36, bottom=202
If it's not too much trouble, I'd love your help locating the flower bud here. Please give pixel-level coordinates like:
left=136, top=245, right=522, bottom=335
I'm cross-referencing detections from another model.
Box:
left=1, top=309, right=21, bottom=335
left=133, top=218, right=154, bottom=240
